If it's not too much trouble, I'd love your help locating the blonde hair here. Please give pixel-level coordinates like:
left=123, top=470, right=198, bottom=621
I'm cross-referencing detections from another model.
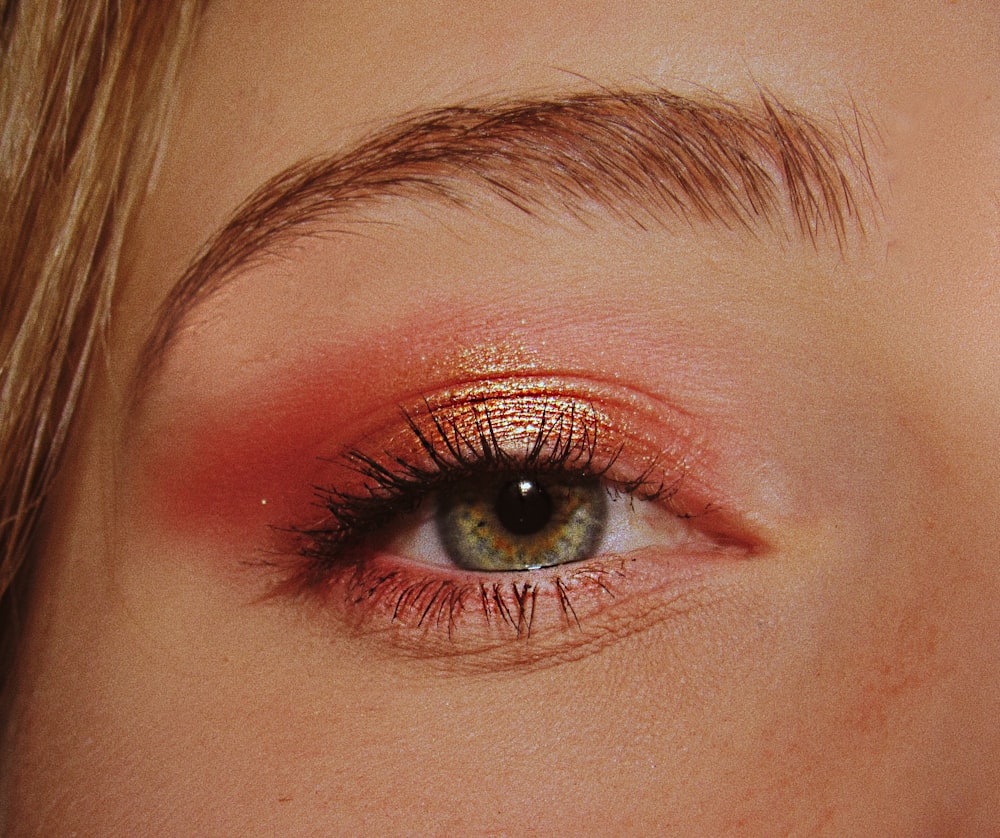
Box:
left=0, top=0, right=204, bottom=688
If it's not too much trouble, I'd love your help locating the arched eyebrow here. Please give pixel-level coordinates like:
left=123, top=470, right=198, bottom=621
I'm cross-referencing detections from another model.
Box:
left=135, top=88, right=880, bottom=391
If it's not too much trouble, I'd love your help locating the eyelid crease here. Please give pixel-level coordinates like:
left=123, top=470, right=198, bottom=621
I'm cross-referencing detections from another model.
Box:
left=133, top=86, right=882, bottom=400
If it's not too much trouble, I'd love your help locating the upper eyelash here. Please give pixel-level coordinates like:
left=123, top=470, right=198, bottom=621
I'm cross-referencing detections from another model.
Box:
left=291, top=396, right=680, bottom=577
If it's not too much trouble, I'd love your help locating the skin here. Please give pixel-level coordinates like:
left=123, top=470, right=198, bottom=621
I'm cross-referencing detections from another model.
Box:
left=4, top=1, right=1000, bottom=833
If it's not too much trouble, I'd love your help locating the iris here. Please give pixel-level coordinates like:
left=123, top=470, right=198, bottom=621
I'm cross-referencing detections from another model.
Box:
left=435, top=475, right=609, bottom=571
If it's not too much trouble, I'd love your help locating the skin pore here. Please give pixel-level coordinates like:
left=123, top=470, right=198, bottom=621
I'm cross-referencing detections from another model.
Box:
left=3, top=1, right=999, bottom=833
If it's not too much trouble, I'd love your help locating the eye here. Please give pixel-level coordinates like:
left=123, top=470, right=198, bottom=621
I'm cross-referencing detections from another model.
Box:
left=275, top=378, right=757, bottom=665
left=390, top=469, right=705, bottom=577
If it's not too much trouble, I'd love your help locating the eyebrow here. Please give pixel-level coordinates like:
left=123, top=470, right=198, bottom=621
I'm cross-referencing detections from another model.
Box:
left=135, top=87, right=879, bottom=389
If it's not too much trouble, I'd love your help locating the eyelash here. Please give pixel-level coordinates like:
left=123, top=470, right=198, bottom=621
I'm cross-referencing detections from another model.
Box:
left=295, top=397, right=677, bottom=563
left=266, top=384, right=725, bottom=652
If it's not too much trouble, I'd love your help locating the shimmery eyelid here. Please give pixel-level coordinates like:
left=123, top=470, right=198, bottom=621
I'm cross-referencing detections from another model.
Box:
left=323, top=376, right=707, bottom=499
left=288, top=383, right=700, bottom=562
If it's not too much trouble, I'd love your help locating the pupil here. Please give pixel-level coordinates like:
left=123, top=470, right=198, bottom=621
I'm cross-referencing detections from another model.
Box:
left=495, top=478, right=553, bottom=536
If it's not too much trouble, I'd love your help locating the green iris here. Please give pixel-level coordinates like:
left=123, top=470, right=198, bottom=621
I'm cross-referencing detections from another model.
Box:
left=435, top=474, right=608, bottom=571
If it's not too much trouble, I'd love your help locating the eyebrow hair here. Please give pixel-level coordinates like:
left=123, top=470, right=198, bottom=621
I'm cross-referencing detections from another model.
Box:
left=135, top=87, right=879, bottom=389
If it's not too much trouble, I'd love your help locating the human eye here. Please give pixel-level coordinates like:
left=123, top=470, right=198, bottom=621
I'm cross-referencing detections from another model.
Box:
left=267, top=375, right=762, bottom=668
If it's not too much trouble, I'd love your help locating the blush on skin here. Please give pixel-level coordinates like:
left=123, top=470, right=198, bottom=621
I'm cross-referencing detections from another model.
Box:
left=134, top=351, right=743, bottom=558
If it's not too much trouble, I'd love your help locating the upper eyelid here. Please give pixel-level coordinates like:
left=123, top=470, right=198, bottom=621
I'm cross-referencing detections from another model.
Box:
left=316, top=377, right=705, bottom=492
left=284, top=377, right=757, bottom=563
left=132, top=86, right=881, bottom=403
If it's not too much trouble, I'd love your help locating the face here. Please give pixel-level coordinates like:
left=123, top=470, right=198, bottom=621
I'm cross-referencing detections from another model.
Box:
left=4, top=1, right=999, bottom=833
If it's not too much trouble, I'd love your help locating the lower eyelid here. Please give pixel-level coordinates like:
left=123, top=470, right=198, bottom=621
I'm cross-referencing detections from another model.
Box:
left=293, top=542, right=750, bottom=672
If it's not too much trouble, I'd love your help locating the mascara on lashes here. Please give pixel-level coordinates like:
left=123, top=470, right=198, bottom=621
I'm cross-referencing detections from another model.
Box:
left=278, top=392, right=714, bottom=645
left=291, top=394, right=680, bottom=572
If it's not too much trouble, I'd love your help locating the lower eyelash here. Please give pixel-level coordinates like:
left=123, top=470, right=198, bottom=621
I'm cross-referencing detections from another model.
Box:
left=326, top=552, right=631, bottom=641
